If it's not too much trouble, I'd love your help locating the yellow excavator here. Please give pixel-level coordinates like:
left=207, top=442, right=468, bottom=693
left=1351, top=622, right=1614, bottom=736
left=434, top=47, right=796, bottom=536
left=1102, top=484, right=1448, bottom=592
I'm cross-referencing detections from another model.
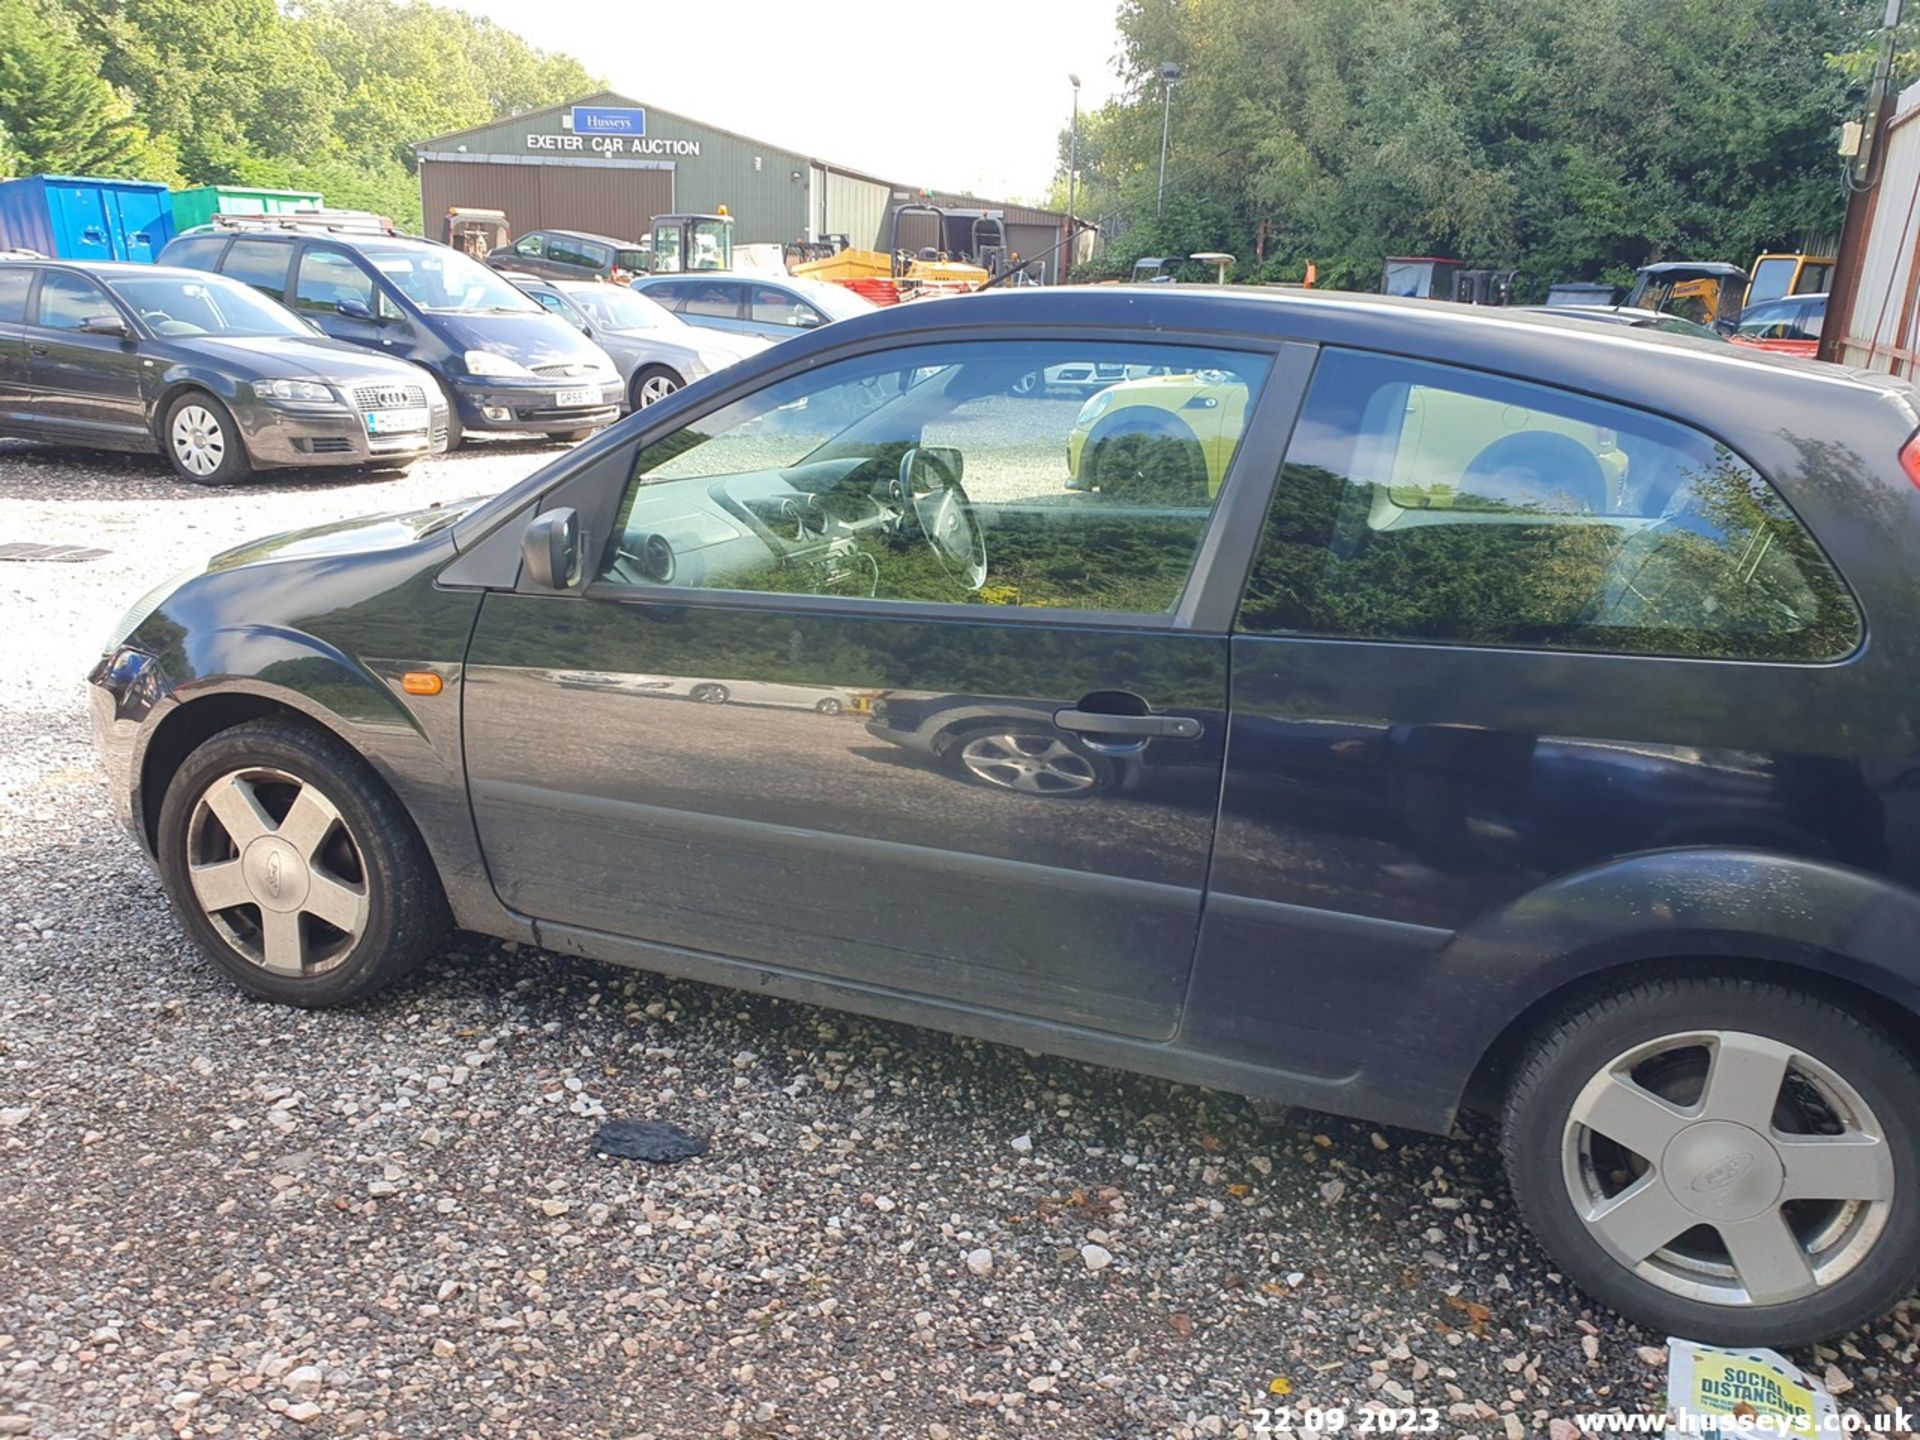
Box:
left=795, top=204, right=994, bottom=304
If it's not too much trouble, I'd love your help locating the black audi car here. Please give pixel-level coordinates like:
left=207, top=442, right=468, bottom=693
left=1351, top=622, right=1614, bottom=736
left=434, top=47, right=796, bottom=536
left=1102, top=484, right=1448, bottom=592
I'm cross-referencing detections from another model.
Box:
left=89, top=288, right=1920, bottom=1345
left=0, top=259, right=448, bottom=482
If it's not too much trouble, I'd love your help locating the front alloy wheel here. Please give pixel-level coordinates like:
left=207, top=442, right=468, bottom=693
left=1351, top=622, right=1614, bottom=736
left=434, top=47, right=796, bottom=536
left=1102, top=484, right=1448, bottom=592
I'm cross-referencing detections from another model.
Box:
left=157, top=718, right=448, bottom=1006
left=185, top=766, right=370, bottom=977
left=162, top=392, right=252, bottom=485
left=1503, top=976, right=1920, bottom=1346
left=632, top=365, right=683, bottom=409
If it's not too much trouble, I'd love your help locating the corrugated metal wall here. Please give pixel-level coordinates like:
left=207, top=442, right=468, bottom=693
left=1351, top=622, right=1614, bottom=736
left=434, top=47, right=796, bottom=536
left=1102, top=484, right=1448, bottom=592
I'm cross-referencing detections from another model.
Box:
left=420, top=159, right=674, bottom=244
left=820, top=169, right=890, bottom=249
left=1836, top=83, right=1920, bottom=373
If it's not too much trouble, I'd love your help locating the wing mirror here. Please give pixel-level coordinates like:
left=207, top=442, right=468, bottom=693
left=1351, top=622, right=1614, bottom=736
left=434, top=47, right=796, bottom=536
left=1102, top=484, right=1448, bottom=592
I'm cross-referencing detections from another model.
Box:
left=337, top=298, right=374, bottom=321
left=914, top=444, right=964, bottom=486
left=80, top=314, right=130, bottom=338
left=522, top=507, right=584, bottom=590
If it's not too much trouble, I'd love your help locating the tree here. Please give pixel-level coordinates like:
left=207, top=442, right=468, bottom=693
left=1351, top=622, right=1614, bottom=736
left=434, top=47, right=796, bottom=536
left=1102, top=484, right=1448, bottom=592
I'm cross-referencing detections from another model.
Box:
left=0, top=0, right=177, bottom=180
left=1070, top=0, right=1876, bottom=293
left=70, top=0, right=337, bottom=180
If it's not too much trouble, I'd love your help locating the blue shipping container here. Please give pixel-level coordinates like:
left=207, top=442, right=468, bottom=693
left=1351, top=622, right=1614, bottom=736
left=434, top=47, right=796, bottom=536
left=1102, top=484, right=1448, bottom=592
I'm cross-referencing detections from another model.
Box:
left=0, top=175, right=176, bottom=262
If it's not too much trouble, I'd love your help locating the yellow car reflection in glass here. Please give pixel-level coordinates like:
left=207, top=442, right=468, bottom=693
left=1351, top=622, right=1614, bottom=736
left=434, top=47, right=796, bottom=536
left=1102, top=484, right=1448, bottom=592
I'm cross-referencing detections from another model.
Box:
left=1065, top=370, right=1249, bottom=499
left=1065, top=371, right=1630, bottom=507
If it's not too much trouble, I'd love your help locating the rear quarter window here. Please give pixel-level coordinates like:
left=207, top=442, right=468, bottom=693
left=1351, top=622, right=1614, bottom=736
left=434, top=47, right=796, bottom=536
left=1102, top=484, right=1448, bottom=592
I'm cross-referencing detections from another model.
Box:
left=1237, top=349, right=1861, bottom=662
left=222, top=239, right=293, bottom=300
left=162, top=235, right=229, bottom=272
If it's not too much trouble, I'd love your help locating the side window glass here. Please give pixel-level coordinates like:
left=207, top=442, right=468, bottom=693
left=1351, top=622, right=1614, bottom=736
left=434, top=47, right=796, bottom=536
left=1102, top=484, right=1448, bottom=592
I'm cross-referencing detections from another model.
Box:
left=0, top=268, right=29, bottom=324
left=294, top=249, right=378, bottom=320
left=681, top=282, right=741, bottom=319
left=597, top=342, right=1270, bottom=614
left=546, top=236, right=585, bottom=268
left=516, top=234, right=547, bottom=257
left=34, top=272, right=113, bottom=330
left=222, top=239, right=291, bottom=300
left=750, top=286, right=817, bottom=328
left=1237, top=350, right=1860, bottom=661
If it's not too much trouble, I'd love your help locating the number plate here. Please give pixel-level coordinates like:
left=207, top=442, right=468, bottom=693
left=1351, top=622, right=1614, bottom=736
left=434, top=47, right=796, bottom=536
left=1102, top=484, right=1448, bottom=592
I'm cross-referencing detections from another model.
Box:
left=364, top=407, right=430, bottom=435
left=554, top=386, right=598, bottom=407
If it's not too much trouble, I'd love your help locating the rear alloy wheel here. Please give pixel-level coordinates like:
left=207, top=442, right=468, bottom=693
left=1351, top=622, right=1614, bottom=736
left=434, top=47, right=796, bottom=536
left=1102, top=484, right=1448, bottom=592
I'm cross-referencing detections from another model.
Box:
left=156, top=718, right=448, bottom=1006
left=948, top=728, right=1110, bottom=797
left=163, top=392, right=252, bottom=486
left=631, top=365, right=684, bottom=410
left=689, top=683, right=729, bottom=705
left=1503, top=977, right=1920, bottom=1345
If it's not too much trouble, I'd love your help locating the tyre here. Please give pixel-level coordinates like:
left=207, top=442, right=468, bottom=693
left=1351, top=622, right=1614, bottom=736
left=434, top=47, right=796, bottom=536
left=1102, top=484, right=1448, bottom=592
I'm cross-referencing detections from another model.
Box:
left=434, top=379, right=464, bottom=450
left=1086, top=422, right=1208, bottom=504
left=689, top=683, right=729, bottom=704
left=631, top=365, right=684, bottom=410
left=814, top=697, right=844, bottom=716
left=1502, top=975, right=1919, bottom=1346
left=155, top=717, right=450, bottom=1008
left=943, top=725, right=1113, bottom=797
left=161, top=391, right=252, bottom=485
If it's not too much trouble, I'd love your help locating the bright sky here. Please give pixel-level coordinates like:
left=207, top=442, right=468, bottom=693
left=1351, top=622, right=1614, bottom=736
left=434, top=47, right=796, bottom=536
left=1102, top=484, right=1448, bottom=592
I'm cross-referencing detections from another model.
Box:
left=452, top=0, right=1125, bottom=203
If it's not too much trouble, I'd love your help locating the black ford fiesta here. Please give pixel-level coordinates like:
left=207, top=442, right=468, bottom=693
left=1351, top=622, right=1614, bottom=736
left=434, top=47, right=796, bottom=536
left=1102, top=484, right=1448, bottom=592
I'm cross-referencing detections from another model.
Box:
left=0, top=259, right=447, bottom=482
left=89, top=285, right=1920, bottom=1344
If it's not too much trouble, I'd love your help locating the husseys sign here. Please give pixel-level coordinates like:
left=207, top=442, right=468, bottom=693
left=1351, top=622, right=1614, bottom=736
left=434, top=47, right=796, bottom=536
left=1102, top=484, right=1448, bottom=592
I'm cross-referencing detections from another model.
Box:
left=524, top=106, right=703, bottom=158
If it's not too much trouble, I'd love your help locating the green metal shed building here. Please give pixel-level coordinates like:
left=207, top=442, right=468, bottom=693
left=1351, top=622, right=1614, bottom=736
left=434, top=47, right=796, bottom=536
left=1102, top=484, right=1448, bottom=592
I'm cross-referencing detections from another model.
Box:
left=417, top=91, right=825, bottom=248
left=414, top=91, right=1073, bottom=275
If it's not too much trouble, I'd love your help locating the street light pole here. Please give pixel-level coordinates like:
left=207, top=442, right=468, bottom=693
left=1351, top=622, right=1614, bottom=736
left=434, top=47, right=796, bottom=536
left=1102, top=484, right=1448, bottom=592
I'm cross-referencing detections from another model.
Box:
left=1067, top=73, right=1081, bottom=278
left=1157, top=61, right=1181, bottom=219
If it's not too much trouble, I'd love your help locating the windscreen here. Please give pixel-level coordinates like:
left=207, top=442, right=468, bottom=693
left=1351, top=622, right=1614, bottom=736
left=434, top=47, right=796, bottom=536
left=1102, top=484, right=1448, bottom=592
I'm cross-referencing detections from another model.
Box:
left=106, top=274, right=310, bottom=337
left=565, top=285, right=676, bottom=332
left=362, top=245, right=540, bottom=313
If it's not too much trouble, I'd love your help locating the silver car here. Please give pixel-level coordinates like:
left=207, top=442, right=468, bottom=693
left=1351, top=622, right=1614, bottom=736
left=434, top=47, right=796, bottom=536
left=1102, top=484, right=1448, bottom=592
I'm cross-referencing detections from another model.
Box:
left=507, top=275, right=767, bottom=411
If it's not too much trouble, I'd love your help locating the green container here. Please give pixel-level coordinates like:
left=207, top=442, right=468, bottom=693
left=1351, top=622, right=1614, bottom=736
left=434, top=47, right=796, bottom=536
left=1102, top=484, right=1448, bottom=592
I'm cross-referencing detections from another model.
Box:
left=171, top=185, right=324, bottom=232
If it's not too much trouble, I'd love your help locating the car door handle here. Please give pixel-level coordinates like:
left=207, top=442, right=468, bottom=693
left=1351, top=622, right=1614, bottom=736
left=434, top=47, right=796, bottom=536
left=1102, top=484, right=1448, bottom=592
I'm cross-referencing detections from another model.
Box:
left=1054, top=709, right=1202, bottom=740
left=28, top=345, right=47, bottom=357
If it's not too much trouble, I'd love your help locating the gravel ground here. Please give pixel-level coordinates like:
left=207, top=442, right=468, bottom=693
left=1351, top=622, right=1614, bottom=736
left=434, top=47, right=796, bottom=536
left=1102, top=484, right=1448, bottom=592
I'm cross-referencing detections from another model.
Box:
left=0, top=437, right=1914, bottom=1439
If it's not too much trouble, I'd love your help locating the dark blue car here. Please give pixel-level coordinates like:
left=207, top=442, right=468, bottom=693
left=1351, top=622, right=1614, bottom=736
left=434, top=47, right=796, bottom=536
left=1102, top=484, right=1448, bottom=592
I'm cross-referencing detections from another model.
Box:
left=88, top=287, right=1920, bottom=1347
left=159, top=228, right=622, bottom=445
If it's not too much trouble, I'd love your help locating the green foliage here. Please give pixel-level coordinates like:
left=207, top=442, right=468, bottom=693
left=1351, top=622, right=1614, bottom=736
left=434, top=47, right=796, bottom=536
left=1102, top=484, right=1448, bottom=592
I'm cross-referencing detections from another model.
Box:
left=0, top=0, right=177, bottom=180
left=6, top=0, right=596, bottom=233
left=1070, top=0, right=1878, bottom=293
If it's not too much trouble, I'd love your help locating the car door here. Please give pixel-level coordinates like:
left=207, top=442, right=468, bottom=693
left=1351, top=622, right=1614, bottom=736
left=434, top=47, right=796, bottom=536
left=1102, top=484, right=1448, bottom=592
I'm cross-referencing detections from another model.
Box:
left=289, top=244, right=414, bottom=357
left=1186, top=346, right=1871, bottom=1080
left=0, top=267, right=32, bottom=423
left=461, top=334, right=1309, bottom=1040
left=25, top=269, right=148, bottom=438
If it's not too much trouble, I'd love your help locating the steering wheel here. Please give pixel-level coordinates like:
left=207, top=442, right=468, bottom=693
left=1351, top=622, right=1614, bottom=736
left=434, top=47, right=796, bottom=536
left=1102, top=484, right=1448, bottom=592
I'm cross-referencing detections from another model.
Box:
left=897, top=448, right=987, bottom=591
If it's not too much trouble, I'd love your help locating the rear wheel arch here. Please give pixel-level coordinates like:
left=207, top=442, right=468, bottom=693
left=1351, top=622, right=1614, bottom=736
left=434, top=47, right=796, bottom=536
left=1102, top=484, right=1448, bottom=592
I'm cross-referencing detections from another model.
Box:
left=1462, top=952, right=1920, bottom=1118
